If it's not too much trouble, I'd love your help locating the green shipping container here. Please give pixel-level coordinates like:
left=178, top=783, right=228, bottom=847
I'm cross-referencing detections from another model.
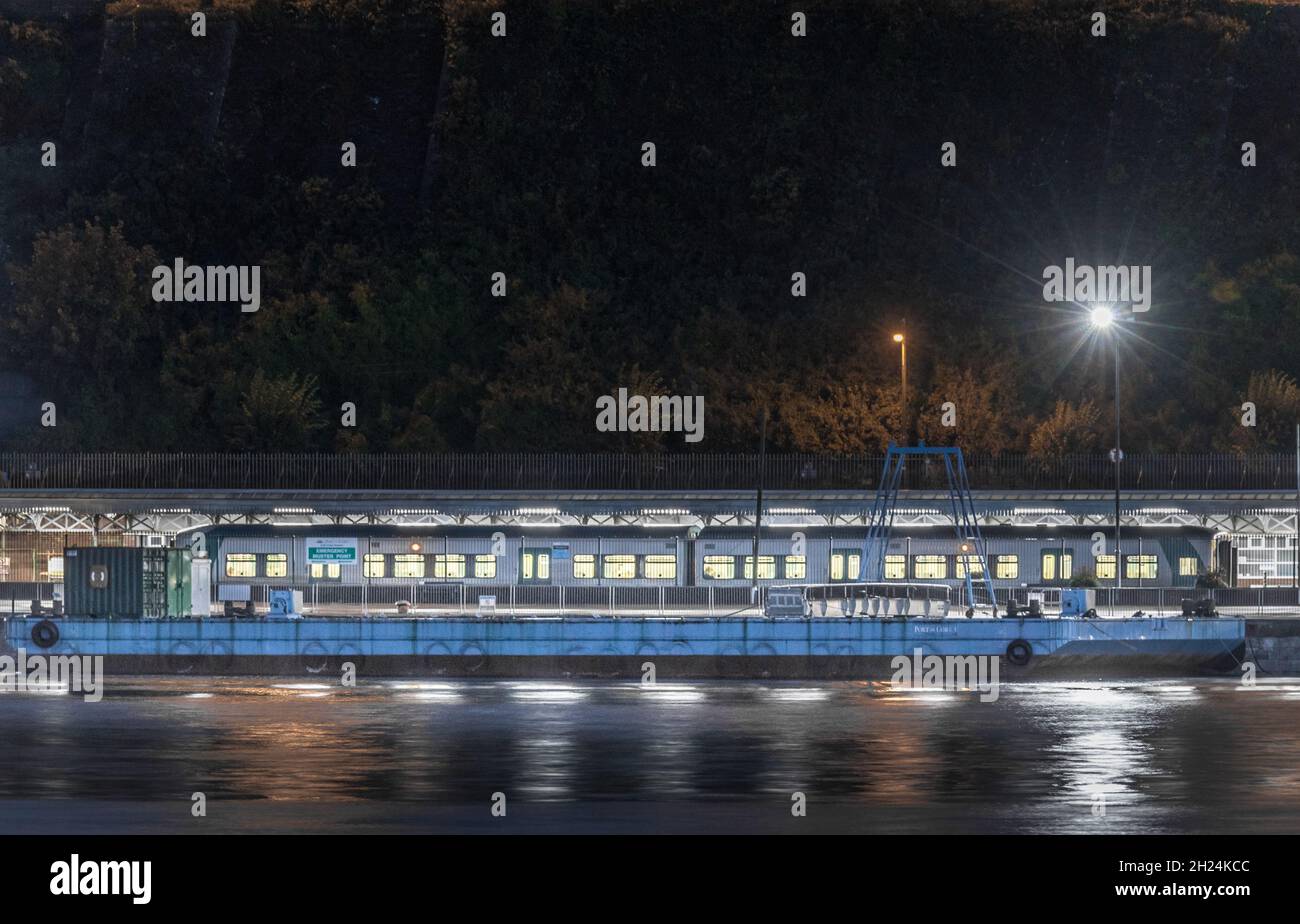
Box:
left=64, top=547, right=194, bottom=618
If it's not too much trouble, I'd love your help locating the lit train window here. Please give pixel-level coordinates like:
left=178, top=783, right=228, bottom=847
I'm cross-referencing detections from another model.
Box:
left=46, top=555, right=65, bottom=581
left=394, top=554, right=425, bottom=579
left=995, top=555, right=1019, bottom=579
left=433, top=554, right=466, bottom=579
left=1094, top=554, right=1115, bottom=580
left=226, top=553, right=256, bottom=578
left=743, top=556, right=776, bottom=580
left=1042, top=551, right=1073, bottom=581
left=364, top=554, right=386, bottom=578
left=264, top=553, right=288, bottom=578
left=884, top=555, right=905, bottom=579
left=913, top=555, right=946, bottom=579
left=1179, top=557, right=1198, bottom=577
left=644, top=555, right=677, bottom=580
left=703, top=555, right=735, bottom=580
left=955, top=555, right=983, bottom=578
left=603, top=555, right=637, bottom=580
left=310, top=563, right=341, bottom=580
left=785, top=555, right=807, bottom=580
left=474, top=555, right=497, bottom=579
left=572, top=554, right=596, bottom=579
left=1125, top=554, right=1158, bottom=580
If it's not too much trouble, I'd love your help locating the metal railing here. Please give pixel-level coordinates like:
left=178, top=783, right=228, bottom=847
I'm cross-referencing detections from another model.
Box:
left=0, top=583, right=59, bottom=617
left=230, top=583, right=761, bottom=618
left=2, top=452, right=1299, bottom=492
left=1001, top=586, right=1300, bottom=618
left=3, top=581, right=1299, bottom=619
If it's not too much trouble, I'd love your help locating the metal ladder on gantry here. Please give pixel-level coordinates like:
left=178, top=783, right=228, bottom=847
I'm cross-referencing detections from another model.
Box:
left=863, top=443, right=999, bottom=616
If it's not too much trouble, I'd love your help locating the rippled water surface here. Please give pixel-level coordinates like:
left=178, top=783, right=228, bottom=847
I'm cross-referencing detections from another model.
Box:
left=3, top=676, right=1299, bottom=833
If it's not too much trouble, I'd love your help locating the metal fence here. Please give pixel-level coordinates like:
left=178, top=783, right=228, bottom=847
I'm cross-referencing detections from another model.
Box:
left=4, top=581, right=1297, bottom=619
left=0, top=583, right=59, bottom=617
left=2, top=452, right=1300, bottom=492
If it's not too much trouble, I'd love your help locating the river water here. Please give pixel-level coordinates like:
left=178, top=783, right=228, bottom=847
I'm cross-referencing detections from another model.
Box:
left=2, top=676, right=1299, bottom=834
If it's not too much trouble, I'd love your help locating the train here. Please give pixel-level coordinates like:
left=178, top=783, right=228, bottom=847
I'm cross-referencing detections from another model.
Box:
left=205, top=524, right=1218, bottom=593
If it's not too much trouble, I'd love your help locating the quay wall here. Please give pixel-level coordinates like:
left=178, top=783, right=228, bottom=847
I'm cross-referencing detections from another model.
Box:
left=1245, top=620, right=1300, bottom=675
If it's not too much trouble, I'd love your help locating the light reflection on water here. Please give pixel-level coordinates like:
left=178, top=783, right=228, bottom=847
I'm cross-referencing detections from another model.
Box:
left=2, top=676, right=1299, bottom=833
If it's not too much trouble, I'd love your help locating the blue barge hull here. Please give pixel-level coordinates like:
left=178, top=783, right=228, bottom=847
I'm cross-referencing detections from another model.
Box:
left=3, top=616, right=1247, bottom=678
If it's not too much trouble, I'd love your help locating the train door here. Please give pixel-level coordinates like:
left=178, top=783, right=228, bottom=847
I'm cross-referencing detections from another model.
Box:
left=309, top=561, right=342, bottom=582
left=829, top=548, right=861, bottom=582
left=520, top=548, right=551, bottom=584
left=1040, top=548, right=1073, bottom=584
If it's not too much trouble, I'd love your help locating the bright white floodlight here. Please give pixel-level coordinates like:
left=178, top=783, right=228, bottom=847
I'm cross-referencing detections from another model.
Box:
left=1089, top=305, right=1114, bottom=328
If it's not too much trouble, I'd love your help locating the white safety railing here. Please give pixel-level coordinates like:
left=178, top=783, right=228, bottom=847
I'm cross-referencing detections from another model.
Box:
left=209, top=581, right=965, bottom=618
left=18, top=580, right=1294, bottom=619
left=767, top=581, right=967, bottom=618
left=210, top=582, right=768, bottom=618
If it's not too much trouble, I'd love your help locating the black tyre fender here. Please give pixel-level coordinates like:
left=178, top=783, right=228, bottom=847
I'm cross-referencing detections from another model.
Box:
left=1006, top=639, right=1032, bottom=666
left=165, top=641, right=197, bottom=675
left=300, top=640, right=329, bottom=675
left=31, top=619, right=59, bottom=649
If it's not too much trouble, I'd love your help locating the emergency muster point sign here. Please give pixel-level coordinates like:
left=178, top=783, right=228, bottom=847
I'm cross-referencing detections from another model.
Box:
left=305, top=538, right=359, bottom=563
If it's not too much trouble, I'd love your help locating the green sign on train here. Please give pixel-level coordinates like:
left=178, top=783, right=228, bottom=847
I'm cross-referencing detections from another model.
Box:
left=305, top=538, right=358, bottom=563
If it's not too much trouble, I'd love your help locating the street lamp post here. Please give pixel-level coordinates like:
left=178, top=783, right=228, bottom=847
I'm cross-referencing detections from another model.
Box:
left=1111, top=331, right=1122, bottom=590
left=1090, top=306, right=1122, bottom=590
left=893, top=332, right=907, bottom=439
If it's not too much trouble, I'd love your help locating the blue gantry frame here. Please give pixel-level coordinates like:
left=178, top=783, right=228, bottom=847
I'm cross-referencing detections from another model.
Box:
left=863, top=443, right=1000, bottom=612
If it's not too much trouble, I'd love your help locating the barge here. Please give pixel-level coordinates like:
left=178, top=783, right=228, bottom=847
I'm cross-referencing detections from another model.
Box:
left=3, top=614, right=1247, bottom=679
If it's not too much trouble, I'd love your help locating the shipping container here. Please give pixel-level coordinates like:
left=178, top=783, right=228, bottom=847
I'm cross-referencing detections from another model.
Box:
left=64, top=547, right=194, bottom=618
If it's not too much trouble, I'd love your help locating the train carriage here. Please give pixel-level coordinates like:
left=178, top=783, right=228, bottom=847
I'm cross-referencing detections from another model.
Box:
left=206, top=524, right=1217, bottom=606
left=210, top=527, right=688, bottom=589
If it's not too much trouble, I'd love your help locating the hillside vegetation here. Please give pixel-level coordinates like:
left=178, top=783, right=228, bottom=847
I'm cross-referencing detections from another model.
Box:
left=1, top=1, right=1297, bottom=453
